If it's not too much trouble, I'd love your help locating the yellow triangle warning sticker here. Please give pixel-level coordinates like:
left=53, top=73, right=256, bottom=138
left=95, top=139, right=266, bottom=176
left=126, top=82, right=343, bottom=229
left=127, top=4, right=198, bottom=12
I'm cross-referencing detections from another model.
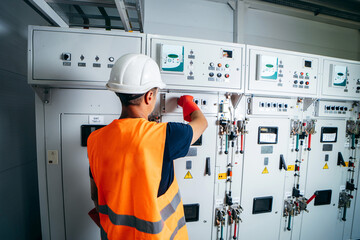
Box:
left=323, top=163, right=329, bottom=169
left=184, top=171, right=193, bottom=179
left=262, top=167, right=269, bottom=174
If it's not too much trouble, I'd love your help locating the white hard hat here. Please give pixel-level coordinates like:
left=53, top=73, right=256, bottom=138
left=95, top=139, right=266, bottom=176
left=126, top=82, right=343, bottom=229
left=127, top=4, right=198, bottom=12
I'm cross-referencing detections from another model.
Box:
left=106, top=53, right=166, bottom=94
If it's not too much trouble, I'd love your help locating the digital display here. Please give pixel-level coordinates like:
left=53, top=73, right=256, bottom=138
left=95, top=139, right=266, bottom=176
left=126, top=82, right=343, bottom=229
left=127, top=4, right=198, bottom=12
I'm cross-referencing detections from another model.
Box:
left=304, top=60, right=312, bottom=68
left=252, top=196, right=273, bottom=214
left=258, top=127, right=278, bottom=144
left=320, top=127, right=338, bottom=143
left=222, top=50, right=233, bottom=58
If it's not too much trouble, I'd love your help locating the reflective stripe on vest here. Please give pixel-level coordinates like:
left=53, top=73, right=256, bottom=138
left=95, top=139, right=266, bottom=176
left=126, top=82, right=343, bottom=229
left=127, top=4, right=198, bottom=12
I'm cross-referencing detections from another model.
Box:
left=99, top=190, right=182, bottom=234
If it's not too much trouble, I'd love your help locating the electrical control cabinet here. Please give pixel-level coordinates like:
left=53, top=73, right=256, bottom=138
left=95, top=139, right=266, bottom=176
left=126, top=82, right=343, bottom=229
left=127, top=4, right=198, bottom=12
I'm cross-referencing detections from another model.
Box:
left=238, top=96, right=299, bottom=240
left=158, top=92, right=218, bottom=240
left=28, top=26, right=145, bottom=88
left=246, top=45, right=320, bottom=97
left=148, top=35, right=245, bottom=92
left=29, top=26, right=360, bottom=240
left=321, top=57, right=360, bottom=100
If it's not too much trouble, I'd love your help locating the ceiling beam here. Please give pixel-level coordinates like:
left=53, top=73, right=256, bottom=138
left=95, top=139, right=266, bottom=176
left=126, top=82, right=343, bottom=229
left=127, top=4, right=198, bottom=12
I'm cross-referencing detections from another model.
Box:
left=135, top=0, right=144, bottom=33
left=114, top=0, right=131, bottom=31
left=28, top=0, right=68, bottom=27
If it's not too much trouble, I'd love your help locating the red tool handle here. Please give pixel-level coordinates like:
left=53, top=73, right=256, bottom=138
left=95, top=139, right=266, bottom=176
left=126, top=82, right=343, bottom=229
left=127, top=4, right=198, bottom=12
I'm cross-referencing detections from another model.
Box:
left=233, top=222, right=237, bottom=239
left=307, top=134, right=312, bottom=151
left=306, top=192, right=317, bottom=205
left=240, top=134, right=244, bottom=154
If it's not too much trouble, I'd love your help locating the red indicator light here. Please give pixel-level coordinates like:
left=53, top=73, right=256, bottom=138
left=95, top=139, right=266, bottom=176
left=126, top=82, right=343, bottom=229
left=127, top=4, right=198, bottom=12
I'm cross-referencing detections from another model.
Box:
left=225, top=74, right=230, bottom=78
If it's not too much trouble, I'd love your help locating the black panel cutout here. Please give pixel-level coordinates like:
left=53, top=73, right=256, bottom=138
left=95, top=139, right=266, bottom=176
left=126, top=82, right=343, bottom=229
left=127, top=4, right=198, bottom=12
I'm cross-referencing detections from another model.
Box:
left=252, top=196, right=273, bottom=214
left=314, top=190, right=332, bottom=206
left=258, top=127, right=278, bottom=144
left=192, top=135, right=202, bottom=146
left=322, top=144, right=333, bottom=151
left=304, top=60, right=312, bottom=68
left=81, top=125, right=106, bottom=147
left=320, top=127, right=338, bottom=143
left=183, top=204, right=200, bottom=222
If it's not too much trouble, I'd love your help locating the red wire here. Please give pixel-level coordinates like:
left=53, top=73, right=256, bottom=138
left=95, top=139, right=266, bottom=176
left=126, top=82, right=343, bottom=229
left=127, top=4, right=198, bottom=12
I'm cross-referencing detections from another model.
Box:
left=308, top=134, right=312, bottom=149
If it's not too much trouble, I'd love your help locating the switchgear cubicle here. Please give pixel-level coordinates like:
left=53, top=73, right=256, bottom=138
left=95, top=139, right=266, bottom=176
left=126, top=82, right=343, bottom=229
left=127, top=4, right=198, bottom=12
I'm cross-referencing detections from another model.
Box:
left=28, top=26, right=360, bottom=240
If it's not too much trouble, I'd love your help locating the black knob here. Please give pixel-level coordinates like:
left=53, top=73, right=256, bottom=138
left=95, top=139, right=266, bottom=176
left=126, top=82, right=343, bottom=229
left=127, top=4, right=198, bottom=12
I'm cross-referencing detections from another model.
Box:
left=294, top=80, right=298, bottom=84
left=217, top=73, right=222, bottom=78
left=344, top=107, right=348, bottom=111
left=284, top=104, right=288, bottom=109
left=300, top=81, right=304, bottom=85
left=209, top=72, right=214, bottom=77
left=331, top=106, right=335, bottom=110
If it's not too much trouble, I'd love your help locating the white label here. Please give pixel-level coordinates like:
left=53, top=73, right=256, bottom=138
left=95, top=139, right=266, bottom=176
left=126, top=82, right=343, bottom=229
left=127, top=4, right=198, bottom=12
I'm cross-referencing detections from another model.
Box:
left=340, top=185, right=346, bottom=191
left=47, top=150, right=58, bottom=165
left=89, top=115, right=104, bottom=124
left=285, top=191, right=292, bottom=198
left=216, top=199, right=223, bottom=205
left=260, top=133, right=277, bottom=143
left=323, top=133, right=336, bottom=142
left=300, top=190, right=305, bottom=196
left=233, top=197, right=240, bottom=203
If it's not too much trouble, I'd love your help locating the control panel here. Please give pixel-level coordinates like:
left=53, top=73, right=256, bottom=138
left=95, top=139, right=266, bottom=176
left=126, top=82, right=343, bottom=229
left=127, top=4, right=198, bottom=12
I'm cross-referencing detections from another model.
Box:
left=29, top=26, right=145, bottom=87
left=248, top=96, right=300, bottom=116
left=148, top=35, right=244, bottom=92
left=246, top=45, right=320, bottom=97
left=315, top=101, right=356, bottom=118
left=321, top=58, right=360, bottom=100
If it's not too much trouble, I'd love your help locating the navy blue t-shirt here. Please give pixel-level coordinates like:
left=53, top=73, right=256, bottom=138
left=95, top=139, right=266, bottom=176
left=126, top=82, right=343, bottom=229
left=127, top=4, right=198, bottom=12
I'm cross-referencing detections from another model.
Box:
left=89, top=122, right=193, bottom=197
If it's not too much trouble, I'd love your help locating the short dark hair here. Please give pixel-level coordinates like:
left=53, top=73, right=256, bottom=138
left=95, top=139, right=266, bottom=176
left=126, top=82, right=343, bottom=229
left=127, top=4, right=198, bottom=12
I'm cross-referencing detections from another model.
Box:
left=116, top=88, right=158, bottom=106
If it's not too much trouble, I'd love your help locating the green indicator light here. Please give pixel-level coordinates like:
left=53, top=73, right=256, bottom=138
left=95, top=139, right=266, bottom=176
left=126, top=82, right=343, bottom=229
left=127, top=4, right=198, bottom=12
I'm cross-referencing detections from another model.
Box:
left=338, top=73, right=344, bottom=76
left=168, top=54, right=179, bottom=58
left=306, top=73, right=309, bottom=76
left=225, top=64, right=229, bottom=68
left=266, top=64, right=274, bottom=68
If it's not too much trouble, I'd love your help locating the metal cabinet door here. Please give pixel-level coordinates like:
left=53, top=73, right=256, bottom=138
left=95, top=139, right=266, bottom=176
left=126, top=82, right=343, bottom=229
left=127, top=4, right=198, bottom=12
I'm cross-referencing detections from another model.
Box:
left=61, top=114, right=117, bottom=240
left=161, top=115, right=217, bottom=240
left=239, top=117, right=290, bottom=240
left=300, top=119, right=346, bottom=240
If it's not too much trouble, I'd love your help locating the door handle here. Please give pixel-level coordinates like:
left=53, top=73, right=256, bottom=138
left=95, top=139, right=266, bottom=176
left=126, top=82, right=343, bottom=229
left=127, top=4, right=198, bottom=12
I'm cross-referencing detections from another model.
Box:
left=279, top=154, right=287, bottom=171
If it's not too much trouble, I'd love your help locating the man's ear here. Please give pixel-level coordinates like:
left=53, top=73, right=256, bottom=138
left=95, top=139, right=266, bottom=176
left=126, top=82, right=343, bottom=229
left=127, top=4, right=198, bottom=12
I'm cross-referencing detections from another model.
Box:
left=144, top=90, right=153, bottom=105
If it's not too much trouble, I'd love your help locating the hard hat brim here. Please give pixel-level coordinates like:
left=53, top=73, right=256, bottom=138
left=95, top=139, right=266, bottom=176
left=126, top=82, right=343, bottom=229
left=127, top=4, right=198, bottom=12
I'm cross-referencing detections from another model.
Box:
left=106, top=81, right=166, bottom=94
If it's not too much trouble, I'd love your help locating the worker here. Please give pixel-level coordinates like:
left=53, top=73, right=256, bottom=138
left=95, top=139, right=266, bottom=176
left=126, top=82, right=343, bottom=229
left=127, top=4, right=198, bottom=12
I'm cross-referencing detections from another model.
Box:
left=87, top=53, right=208, bottom=240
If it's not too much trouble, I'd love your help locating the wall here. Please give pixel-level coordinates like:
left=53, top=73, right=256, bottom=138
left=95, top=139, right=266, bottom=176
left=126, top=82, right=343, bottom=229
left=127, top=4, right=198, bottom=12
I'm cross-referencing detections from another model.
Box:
left=143, top=0, right=234, bottom=42
left=236, top=2, right=360, bottom=61
left=0, top=0, right=49, bottom=239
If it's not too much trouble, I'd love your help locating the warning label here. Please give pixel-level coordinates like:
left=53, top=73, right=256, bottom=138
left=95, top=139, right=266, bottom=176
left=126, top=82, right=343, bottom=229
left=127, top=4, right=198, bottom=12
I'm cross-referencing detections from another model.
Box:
left=262, top=167, right=269, bottom=174
left=287, top=165, right=295, bottom=171
left=218, top=173, right=227, bottom=180
left=184, top=171, right=193, bottom=179
left=323, top=163, right=329, bottom=169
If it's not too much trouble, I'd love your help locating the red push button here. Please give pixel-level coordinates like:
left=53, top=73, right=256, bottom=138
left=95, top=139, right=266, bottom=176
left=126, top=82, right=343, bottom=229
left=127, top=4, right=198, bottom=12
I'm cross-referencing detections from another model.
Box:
left=225, top=74, right=229, bottom=78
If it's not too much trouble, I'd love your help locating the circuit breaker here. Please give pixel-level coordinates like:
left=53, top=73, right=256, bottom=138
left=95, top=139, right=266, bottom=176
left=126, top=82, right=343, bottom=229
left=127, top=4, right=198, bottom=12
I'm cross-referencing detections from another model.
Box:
left=246, top=45, right=320, bottom=97
left=148, top=34, right=245, bottom=92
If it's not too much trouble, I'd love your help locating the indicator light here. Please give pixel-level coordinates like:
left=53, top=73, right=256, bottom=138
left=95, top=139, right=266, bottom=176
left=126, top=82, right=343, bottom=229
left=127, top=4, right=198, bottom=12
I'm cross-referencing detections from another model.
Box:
left=210, top=62, right=214, bottom=67
left=218, top=63, right=222, bottom=67
left=225, top=64, right=229, bottom=68
left=300, top=72, right=304, bottom=76
left=305, top=81, right=309, bottom=85
left=225, top=74, right=229, bottom=78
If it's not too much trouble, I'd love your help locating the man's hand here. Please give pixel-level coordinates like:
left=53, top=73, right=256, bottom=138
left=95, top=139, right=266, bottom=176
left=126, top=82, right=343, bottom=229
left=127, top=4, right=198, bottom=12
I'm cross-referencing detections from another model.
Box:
left=178, top=95, right=208, bottom=145
left=178, top=95, right=200, bottom=122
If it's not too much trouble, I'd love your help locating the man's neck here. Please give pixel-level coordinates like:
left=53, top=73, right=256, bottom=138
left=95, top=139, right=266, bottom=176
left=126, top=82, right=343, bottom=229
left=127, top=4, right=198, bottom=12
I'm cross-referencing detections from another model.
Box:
left=120, top=106, right=148, bottom=119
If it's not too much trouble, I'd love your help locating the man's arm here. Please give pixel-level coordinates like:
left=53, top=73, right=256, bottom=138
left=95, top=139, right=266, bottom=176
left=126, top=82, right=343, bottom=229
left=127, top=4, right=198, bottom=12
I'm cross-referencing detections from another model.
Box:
left=188, top=110, right=208, bottom=145
left=178, top=95, right=208, bottom=145
left=90, top=178, right=99, bottom=212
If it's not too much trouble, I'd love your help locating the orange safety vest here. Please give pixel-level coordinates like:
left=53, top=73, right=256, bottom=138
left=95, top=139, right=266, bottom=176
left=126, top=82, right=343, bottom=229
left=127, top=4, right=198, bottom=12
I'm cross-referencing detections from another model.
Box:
left=88, top=118, right=188, bottom=240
